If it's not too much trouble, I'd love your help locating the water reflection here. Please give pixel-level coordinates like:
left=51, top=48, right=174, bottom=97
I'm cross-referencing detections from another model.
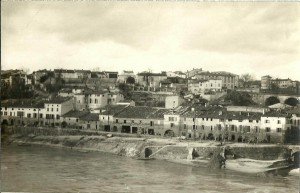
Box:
left=1, top=145, right=298, bottom=193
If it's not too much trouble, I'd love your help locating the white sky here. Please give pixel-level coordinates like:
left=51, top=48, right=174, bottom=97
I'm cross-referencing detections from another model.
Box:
left=1, top=1, right=300, bottom=80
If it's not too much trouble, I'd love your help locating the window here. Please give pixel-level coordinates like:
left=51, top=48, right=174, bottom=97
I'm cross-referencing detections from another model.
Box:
left=140, top=120, right=142, bottom=124
left=169, top=117, right=176, bottom=121
left=124, top=120, right=126, bottom=123
left=277, top=120, right=281, bottom=124
left=211, top=118, right=213, bottom=121
left=4, top=112, right=7, bottom=116
left=90, top=99, right=92, bottom=103
left=10, top=112, right=12, bottom=116
left=170, top=123, right=174, bottom=127
left=51, top=108, right=53, bottom=112
left=228, top=119, right=232, bottom=122
left=249, top=120, right=253, bottom=123
left=132, top=120, right=135, bottom=123
left=33, top=113, right=37, bottom=118
left=276, top=128, right=282, bottom=132
left=265, top=127, right=271, bottom=132
left=47, top=108, right=49, bottom=112
left=184, top=124, right=186, bottom=129
left=265, top=120, right=270, bottom=123
left=57, top=108, right=59, bottom=112
left=76, top=118, right=78, bottom=122
left=150, top=121, right=154, bottom=126
left=40, top=114, right=43, bottom=118
left=95, top=99, right=98, bottom=103
left=116, top=119, right=118, bottom=123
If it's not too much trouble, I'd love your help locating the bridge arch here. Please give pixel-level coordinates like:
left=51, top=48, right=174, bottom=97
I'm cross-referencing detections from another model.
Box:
left=265, top=96, right=280, bottom=106
left=284, top=97, right=299, bottom=107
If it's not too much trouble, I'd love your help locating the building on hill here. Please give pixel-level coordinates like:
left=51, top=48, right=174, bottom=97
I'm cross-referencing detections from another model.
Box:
left=136, top=72, right=168, bottom=90
left=192, top=71, right=239, bottom=89
left=118, top=70, right=136, bottom=84
left=165, top=95, right=184, bottom=109
left=188, top=79, right=222, bottom=94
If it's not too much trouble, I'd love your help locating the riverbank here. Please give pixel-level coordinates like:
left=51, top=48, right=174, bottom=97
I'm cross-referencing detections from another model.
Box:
left=3, top=132, right=299, bottom=176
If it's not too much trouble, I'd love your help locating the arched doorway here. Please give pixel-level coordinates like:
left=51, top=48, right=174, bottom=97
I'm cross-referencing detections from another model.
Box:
left=164, top=130, right=175, bottom=137
left=284, top=98, right=299, bottom=106
left=207, top=133, right=214, bottom=140
left=265, top=96, right=280, bottom=106
left=231, top=134, right=236, bottom=141
left=113, top=126, right=118, bottom=132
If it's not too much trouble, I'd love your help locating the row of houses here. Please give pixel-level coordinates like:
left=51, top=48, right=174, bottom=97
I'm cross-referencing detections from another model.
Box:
left=2, top=97, right=299, bottom=143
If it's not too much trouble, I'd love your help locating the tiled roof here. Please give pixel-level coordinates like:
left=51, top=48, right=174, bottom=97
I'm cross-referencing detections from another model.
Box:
left=46, top=97, right=73, bottom=104
left=262, top=111, right=291, bottom=118
left=114, top=106, right=160, bottom=119
left=80, top=113, right=99, bottom=121
left=1, top=99, right=45, bottom=108
left=137, top=72, right=167, bottom=77
left=100, top=105, right=128, bottom=115
left=62, top=110, right=89, bottom=118
left=147, top=109, right=170, bottom=119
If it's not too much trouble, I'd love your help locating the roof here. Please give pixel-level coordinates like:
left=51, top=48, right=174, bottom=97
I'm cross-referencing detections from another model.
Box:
left=62, top=110, right=89, bottom=118
left=262, top=111, right=291, bottom=118
left=194, top=71, right=238, bottom=77
left=99, top=105, right=128, bottom=115
left=80, top=113, right=99, bottom=121
left=147, top=109, right=170, bottom=119
left=179, top=105, right=262, bottom=120
left=1, top=99, right=45, bottom=108
left=137, top=72, right=167, bottom=77
left=45, top=97, right=73, bottom=104
left=114, top=106, right=162, bottom=119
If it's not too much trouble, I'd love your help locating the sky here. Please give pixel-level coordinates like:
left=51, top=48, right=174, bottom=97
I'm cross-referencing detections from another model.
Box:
left=1, top=1, right=300, bottom=80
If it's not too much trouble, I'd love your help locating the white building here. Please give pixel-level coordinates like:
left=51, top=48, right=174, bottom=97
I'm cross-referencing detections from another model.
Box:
left=188, top=79, right=222, bottom=94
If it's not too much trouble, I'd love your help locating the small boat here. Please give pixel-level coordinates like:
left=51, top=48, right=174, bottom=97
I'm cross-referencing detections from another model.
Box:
left=225, top=158, right=291, bottom=174
left=289, top=168, right=300, bottom=176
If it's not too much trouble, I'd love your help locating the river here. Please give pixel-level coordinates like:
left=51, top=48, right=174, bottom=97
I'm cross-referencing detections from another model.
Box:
left=1, top=145, right=298, bottom=193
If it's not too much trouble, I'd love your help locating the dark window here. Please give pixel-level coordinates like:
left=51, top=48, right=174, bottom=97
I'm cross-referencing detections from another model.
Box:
left=265, top=127, right=271, bottom=132
left=124, top=120, right=126, bottom=124
left=276, top=128, right=282, bottom=132
left=150, top=121, right=154, bottom=126
left=116, top=119, right=118, bottom=123
left=56, top=115, right=60, bottom=119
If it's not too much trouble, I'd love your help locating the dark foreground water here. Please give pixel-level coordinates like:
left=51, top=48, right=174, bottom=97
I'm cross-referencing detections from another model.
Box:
left=1, top=145, right=298, bottom=193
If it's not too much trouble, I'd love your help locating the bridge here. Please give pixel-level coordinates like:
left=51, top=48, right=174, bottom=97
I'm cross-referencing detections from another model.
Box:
left=249, top=93, right=300, bottom=106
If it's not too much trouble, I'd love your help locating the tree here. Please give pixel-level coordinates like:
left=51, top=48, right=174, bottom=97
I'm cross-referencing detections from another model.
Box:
left=239, top=73, right=254, bottom=88
left=224, top=90, right=255, bottom=106
left=126, top=76, right=135, bottom=85
left=118, top=83, right=132, bottom=100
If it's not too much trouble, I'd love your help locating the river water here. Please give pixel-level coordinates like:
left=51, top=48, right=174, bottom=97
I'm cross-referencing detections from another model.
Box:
left=1, top=145, right=298, bottom=193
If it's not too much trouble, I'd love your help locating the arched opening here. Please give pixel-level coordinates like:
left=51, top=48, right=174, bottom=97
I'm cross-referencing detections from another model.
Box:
left=104, top=125, right=110, bottom=132
left=265, top=96, right=280, bottom=106
left=1, top=119, right=8, bottom=126
left=231, top=134, right=235, bottom=141
left=145, top=148, right=152, bottom=158
left=284, top=98, right=299, bottom=107
left=164, top=130, right=175, bottom=137
left=113, top=126, right=118, bottom=132
left=237, top=136, right=243, bottom=142
left=207, top=133, right=214, bottom=140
